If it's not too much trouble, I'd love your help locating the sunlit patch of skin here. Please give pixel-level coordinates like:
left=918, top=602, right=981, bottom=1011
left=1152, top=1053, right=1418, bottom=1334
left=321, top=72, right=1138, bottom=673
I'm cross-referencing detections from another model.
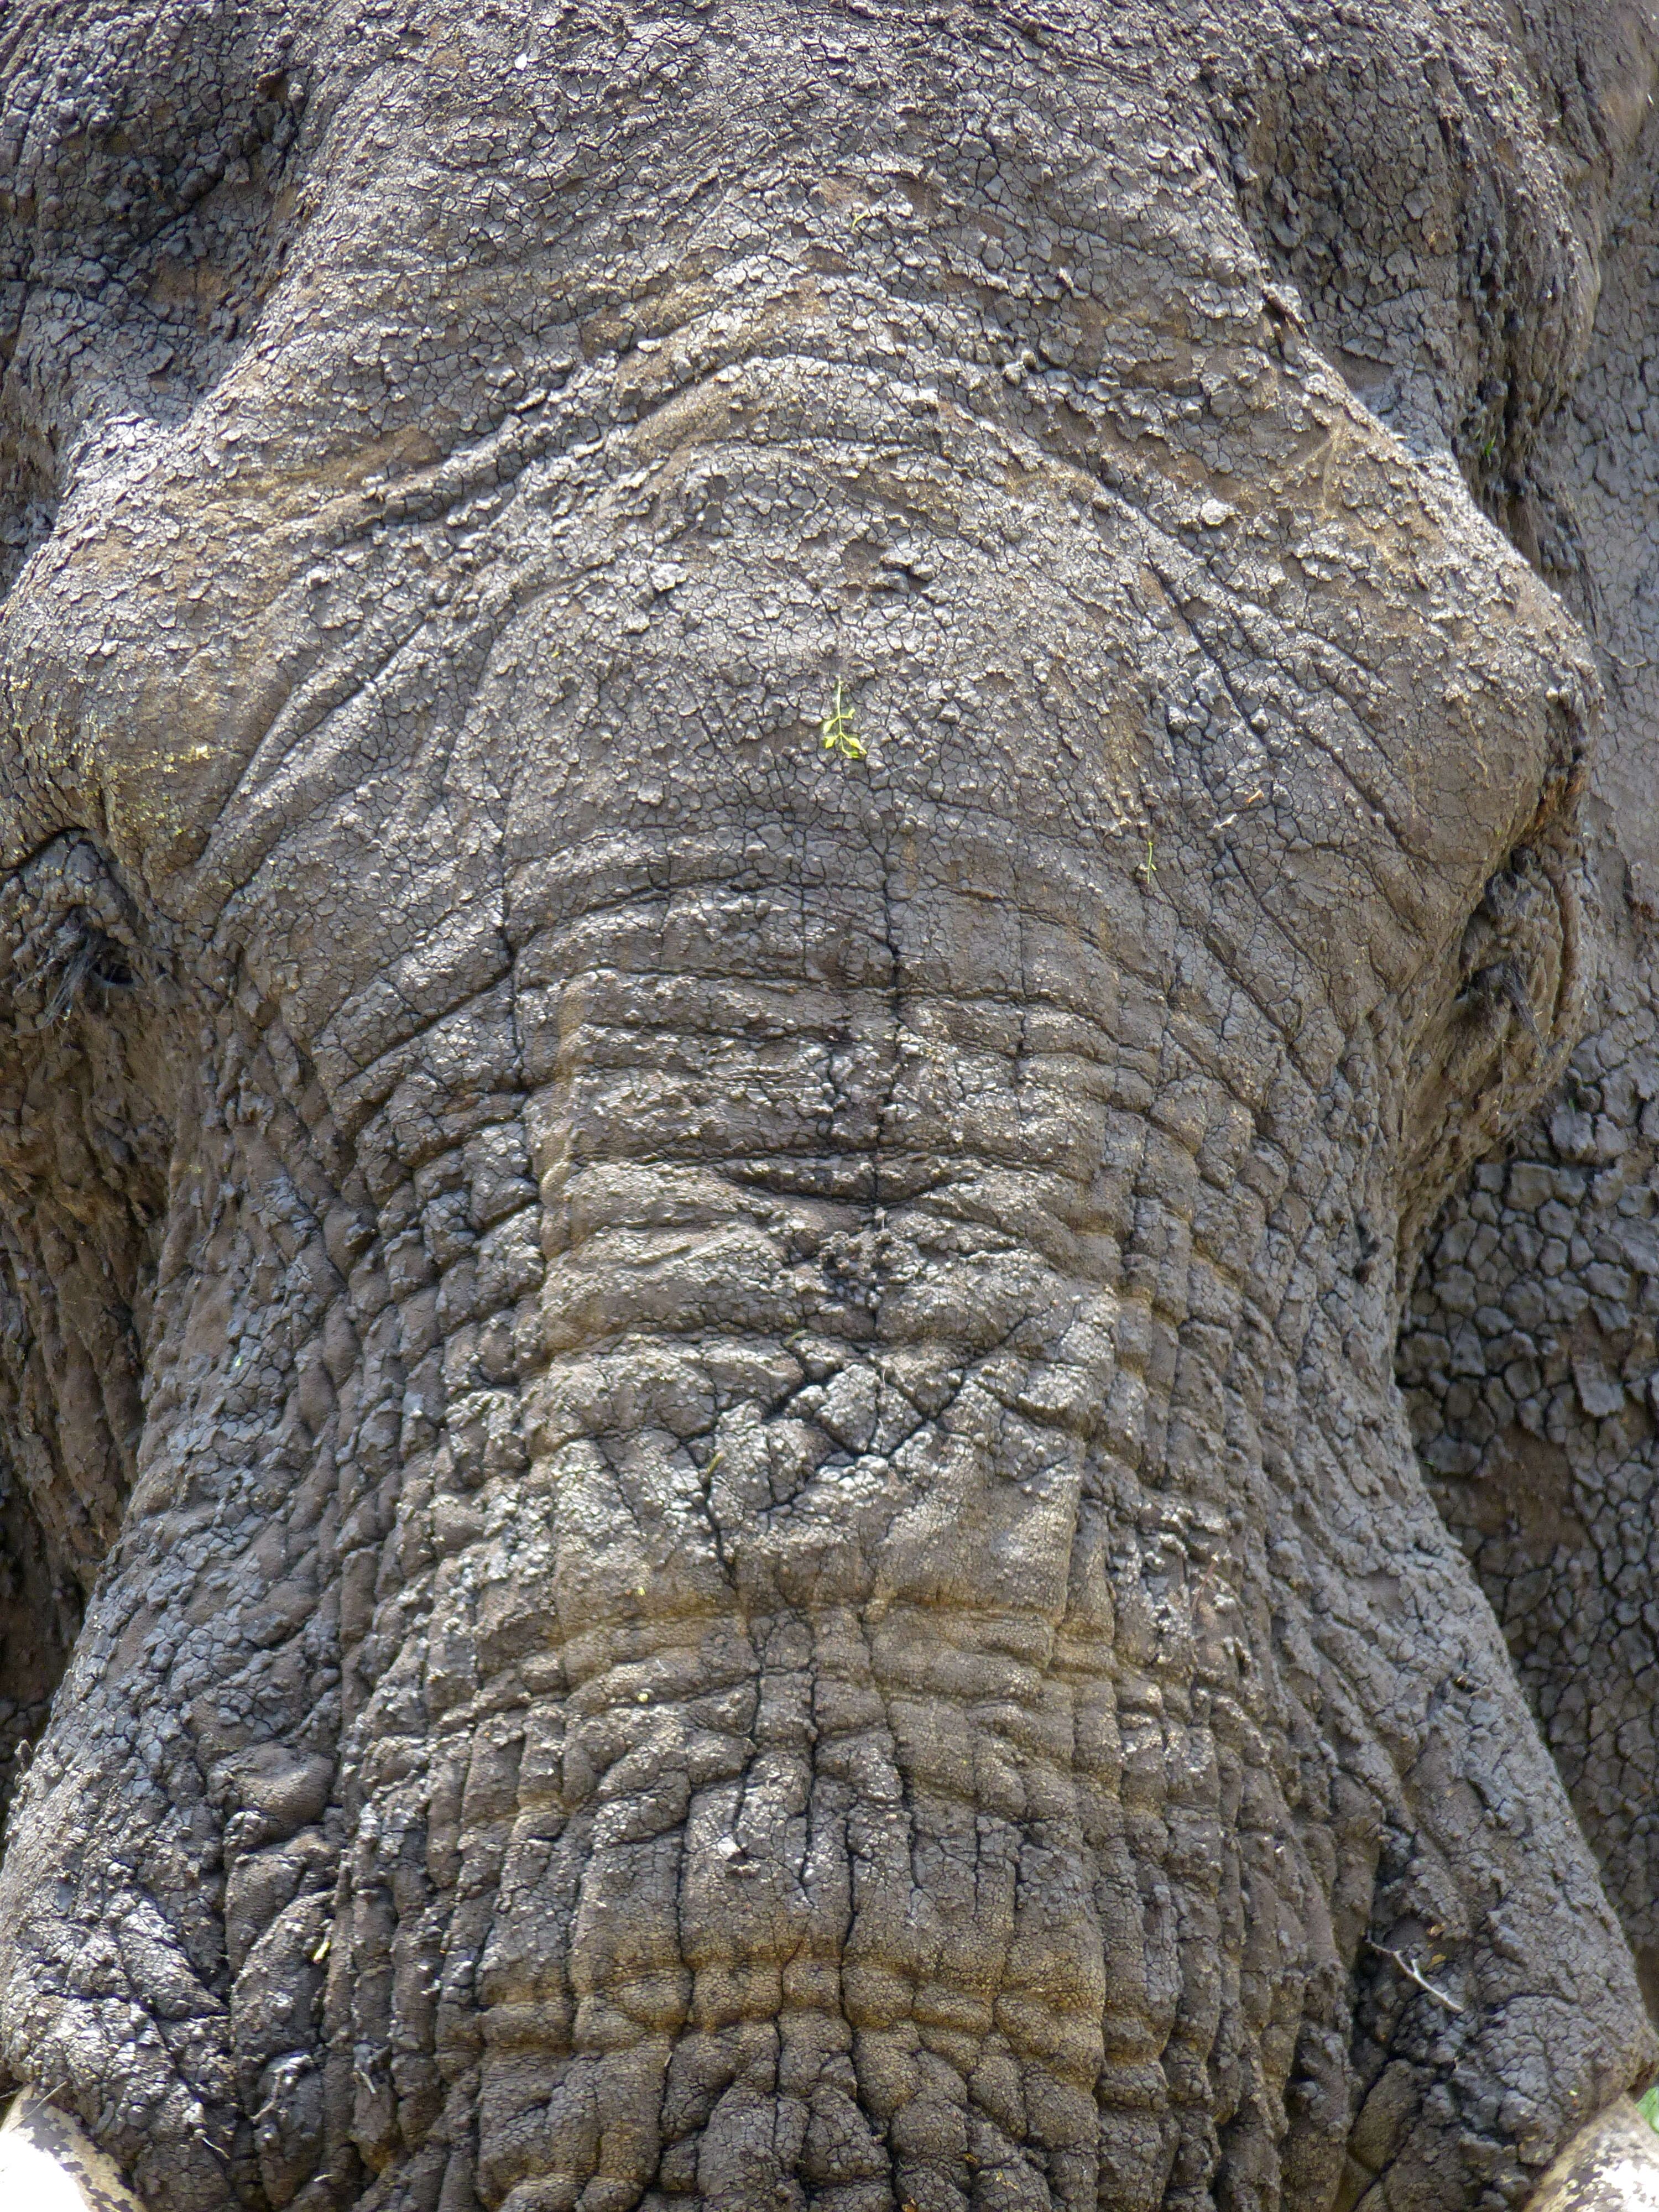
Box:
left=0, top=2094, right=146, bottom=2211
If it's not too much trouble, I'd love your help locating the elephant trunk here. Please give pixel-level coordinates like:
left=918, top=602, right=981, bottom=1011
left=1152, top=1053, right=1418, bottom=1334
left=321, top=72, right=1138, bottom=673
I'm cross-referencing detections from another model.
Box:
left=270, top=775, right=1636, bottom=2212
left=8, top=2080, right=1656, bottom=2211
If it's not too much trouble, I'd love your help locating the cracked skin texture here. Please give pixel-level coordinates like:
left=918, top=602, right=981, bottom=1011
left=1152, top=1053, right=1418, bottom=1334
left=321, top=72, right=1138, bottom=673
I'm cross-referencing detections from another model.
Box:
left=1402, top=82, right=1659, bottom=2043
left=0, top=1, right=1655, bottom=2209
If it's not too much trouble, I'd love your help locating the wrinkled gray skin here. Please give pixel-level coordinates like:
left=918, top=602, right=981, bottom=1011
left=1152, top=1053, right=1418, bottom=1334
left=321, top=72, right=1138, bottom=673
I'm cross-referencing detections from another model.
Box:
left=0, top=2, right=1657, bottom=2210
left=1404, top=91, right=1659, bottom=2040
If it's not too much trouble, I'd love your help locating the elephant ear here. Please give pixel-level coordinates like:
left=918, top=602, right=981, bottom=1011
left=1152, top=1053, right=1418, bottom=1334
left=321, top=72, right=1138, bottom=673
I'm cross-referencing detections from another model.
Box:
left=0, top=2089, right=145, bottom=2208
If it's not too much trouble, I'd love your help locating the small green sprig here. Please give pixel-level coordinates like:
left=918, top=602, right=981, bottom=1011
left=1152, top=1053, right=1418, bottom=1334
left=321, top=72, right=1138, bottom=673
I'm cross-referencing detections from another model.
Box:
left=820, top=677, right=866, bottom=763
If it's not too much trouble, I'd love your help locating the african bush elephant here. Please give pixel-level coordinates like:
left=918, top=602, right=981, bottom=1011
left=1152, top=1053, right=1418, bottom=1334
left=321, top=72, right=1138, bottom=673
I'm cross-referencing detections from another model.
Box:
left=1, top=0, right=1658, bottom=2208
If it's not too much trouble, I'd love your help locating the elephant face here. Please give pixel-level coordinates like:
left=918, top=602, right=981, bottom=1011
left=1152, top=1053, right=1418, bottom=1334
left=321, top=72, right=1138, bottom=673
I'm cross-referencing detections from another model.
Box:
left=0, top=3, right=1656, bottom=2210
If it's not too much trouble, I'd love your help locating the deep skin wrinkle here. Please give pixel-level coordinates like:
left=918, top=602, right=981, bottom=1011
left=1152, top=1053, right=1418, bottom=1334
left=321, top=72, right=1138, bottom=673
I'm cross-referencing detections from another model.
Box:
left=0, top=3, right=1655, bottom=2209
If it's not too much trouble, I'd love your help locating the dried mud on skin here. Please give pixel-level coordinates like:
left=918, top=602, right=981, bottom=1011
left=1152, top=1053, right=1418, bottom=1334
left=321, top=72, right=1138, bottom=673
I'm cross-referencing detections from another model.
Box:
left=0, top=3, right=1655, bottom=2211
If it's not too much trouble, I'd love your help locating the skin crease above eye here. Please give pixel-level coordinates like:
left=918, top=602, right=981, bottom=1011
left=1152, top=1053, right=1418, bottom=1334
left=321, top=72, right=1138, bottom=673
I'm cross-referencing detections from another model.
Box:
left=1, top=3, right=1659, bottom=2211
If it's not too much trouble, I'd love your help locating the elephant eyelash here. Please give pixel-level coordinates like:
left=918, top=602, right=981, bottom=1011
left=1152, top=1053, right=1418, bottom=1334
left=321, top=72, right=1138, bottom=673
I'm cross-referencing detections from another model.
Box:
left=41, top=932, right=138, bottom=1023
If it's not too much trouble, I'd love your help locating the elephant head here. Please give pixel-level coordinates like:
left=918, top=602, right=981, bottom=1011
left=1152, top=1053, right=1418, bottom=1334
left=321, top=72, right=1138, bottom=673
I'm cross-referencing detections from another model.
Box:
left=0, top=2, right=1657, bottom=2209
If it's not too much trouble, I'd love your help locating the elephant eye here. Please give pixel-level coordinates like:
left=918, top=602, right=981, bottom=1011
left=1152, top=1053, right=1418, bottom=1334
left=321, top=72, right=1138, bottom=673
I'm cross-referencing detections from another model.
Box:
left=39, top=924, right=137, bottom=1024
left=0, top=834, right=144, bottom=1034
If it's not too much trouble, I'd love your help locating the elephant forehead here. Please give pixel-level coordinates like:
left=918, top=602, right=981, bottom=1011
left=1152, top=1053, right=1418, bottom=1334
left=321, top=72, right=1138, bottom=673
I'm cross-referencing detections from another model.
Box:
left=0, top=335, right=1585, bottom=1020
left=0, top=0, right=1620, bottom=935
